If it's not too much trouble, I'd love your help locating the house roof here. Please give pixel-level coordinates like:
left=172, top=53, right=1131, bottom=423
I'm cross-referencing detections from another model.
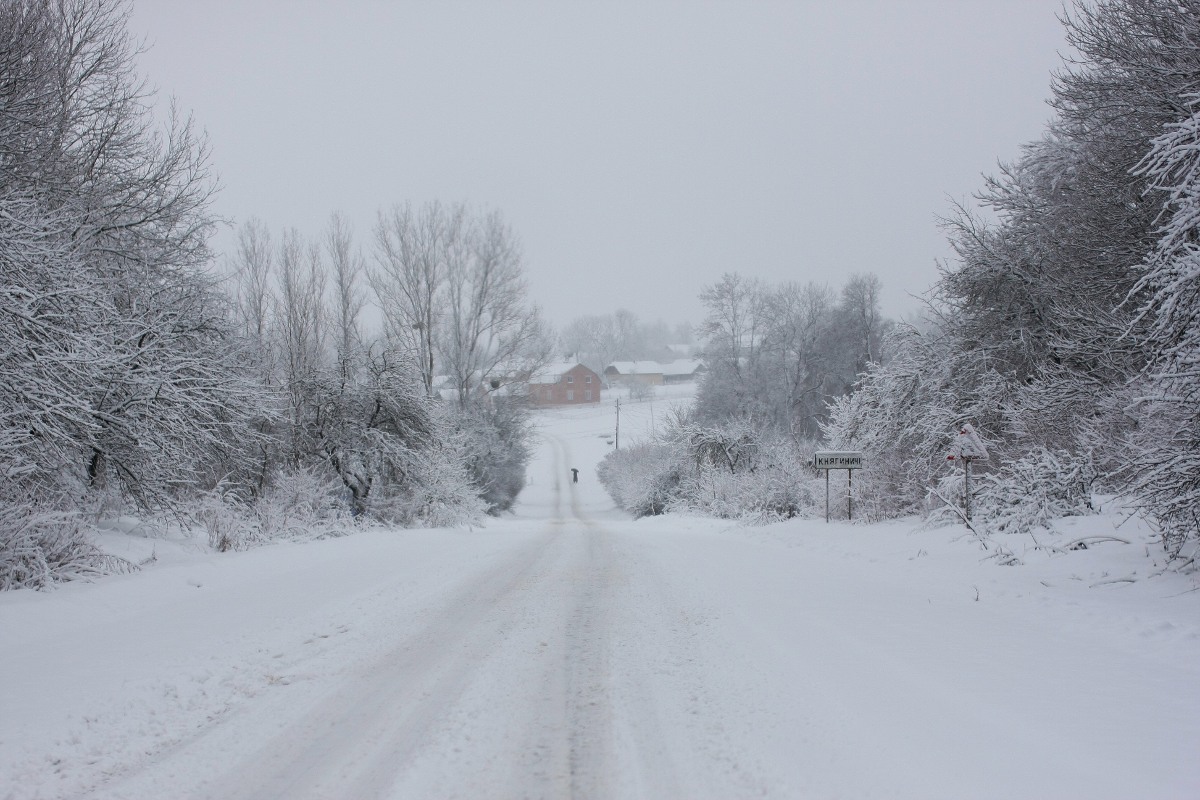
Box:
left=606, top=359, right=704, bottom=376
left=529, top=361, right=594, bottom=384
left=661, top=359, right=705, bottom=377
left=606, top=360, right=664, bottom=376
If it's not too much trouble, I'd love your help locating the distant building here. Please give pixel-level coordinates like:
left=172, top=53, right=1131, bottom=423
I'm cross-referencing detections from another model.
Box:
left=604, top=360, right=665, bottom=386
left=605, top=359, right=706, bottom=386
left=661, top=359, right=706, bottom=384
left=528, top=362, right=603, bottom=405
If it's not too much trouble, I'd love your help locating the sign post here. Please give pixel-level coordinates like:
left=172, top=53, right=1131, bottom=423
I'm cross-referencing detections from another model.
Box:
left=812, top=451, right=864, bottom=522
left=946, top=424, right=988, bottom=521
left=614, top=398, right=620, bottom=450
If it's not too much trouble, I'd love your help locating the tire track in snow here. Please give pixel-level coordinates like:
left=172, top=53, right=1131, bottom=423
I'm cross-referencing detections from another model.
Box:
left=94, top=429, right=681, bottom=800
left=90, top=522, right=565, bottom=800
left=546, top=432, right=681, bottom=799
left=549, top=431, right=616, bottom=798
left=549, top=426, right=565, bottom=521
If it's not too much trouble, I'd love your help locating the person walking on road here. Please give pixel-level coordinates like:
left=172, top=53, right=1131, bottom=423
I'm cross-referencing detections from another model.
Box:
left=571, top=468, right=579, bottom=484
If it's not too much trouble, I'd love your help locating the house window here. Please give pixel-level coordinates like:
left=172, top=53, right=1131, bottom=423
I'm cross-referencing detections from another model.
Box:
left=566, top=390, right=574, bottom=401
left=584, top=389, right=592, bottom=401
left=585, top=375, right=592, bottom=384
left=567, top=375, right=574, bottom=383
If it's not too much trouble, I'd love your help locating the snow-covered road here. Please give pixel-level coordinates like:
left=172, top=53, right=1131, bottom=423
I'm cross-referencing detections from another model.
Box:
left=156, top=434, right=644, bottom=800
left=3, top=393, right=1200, bottom=798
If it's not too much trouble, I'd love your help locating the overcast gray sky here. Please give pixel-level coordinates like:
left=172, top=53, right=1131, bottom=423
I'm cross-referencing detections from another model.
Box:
left=130, top=1, right=1070, bottom=331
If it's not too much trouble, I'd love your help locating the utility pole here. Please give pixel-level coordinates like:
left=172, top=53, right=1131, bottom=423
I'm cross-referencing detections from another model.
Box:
left=614, top=397, right=620, bottom=450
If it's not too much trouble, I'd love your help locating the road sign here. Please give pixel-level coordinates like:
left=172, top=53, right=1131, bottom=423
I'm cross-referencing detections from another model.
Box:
left=812, top=451, right=864, bottom=522
left=945, top=424, right=988, bottom=521
left=812, top=451, right=864, bottom=469
left=946, top=425, right=988, bottom=462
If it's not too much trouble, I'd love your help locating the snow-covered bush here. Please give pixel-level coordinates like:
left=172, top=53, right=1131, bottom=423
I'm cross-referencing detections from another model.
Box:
left=671, top=416, right=762, bottom=475
left=598, top=415, right=822, bottom=523
left=626, top=380, right=655, bottom=401
left=194, top=489, right=256, bottom=553
left=380, top=438, right=488, bottom=528
left=192, top=467, right=349, bottom=552
left=597, top=442, right=685, bottom=518
left=0, top=504, right=135, bottom=591
left=674, top=438, right=821, bottom=523
left=1125, top=397, right=1199, bottom=559
left=822, top=324, right=1012, bottom=520
left=923, top=447, right=1098, bottom=544
left=256, top=467, right=348, bottom=538
left=449, top=400, right=535, bottom=514
left=975, top=448, right=1096, bottom=536
left=924, top=471, right=969, bottom=530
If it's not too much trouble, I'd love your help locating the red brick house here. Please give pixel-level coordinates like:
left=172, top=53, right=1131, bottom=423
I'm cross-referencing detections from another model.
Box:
left=528, top=362, right=603, bottom=406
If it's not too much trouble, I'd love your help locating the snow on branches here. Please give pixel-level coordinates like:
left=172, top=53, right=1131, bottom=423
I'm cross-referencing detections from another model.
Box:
left=1130, top=91, right=1200, bottom=558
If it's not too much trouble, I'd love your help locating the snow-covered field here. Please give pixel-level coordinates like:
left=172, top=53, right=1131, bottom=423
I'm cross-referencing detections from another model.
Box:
left=3, top=386, right=1199, bottom=799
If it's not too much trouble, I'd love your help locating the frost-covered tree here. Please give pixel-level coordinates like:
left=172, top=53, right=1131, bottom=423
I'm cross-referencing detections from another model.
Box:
left=367, top=203, right=549, bottom=514
left=225, top=215, right=483, bottom=524
left=694, top=272, right=887, bottom=436
left=0, top=0, right=259, bottom=505
left=370, top=202, right=461, bottom=397
left=326, top=212, right=366, bottom=378
left=694, top=273, right=769, bottom=422
left=597, top=407, right=821, bottom=522
left=560, top=314, right=619, bottom=373
left=435, top=210, right=548, bottom=512
left=559, top=309, right=681, bottom=375
left=831, top=0, right=1200, bottom=545
left=275, top=228, right=327, bottom=466
left=833, top=273, right=886, bottom=385
left=439, top=210, right=550, bottom=406
left=824, top=321, right=1013, bottom=519
left=0, top=0, right=268, bottom=584
left=1130, top=91, right=1200, bottom=554
left=934, top=0, right=1200, bottom=461
left=249, top=204, right=546, bottom=519
left=315, top=343, right=436, bottom=517
left=231, top=217, right=274, bottom=364
left=370, top=202, right=550, bottom=404
left=761, top=281, right=838, bottom=436
left=1, top=200, right=111, bottom=495
left=698, top=272, right=767, bottom=378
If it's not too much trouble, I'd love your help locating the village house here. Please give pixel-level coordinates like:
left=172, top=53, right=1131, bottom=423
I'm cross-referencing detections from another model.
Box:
left=604, top=360, right=665, bottom=386
left=605, top=359, right=706, bottom=386
left=528, top=362, right=603, bottom=406
left=661, top=359, right=706, bottom=384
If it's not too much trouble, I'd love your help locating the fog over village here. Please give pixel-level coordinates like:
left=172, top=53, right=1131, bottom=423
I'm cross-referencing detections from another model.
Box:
left=3, top=1, right=1200, bottom=798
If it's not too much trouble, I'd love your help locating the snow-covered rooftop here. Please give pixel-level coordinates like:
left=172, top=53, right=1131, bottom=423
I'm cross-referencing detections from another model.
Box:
left=607, top=359, right=705, bottom=376
left=529, top=361, right=588, bottom=384
left=661, top=359, right=705, bottom=377
left=606, top=360, right=664, bottom=375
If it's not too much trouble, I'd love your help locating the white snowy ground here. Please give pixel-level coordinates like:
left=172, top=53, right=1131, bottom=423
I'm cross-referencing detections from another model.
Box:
left=2, top=386, right=1200, bottom=799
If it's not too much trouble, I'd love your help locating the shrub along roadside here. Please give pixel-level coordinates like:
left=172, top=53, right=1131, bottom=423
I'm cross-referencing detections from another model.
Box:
left=597, top=413, right=825, bottom=524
